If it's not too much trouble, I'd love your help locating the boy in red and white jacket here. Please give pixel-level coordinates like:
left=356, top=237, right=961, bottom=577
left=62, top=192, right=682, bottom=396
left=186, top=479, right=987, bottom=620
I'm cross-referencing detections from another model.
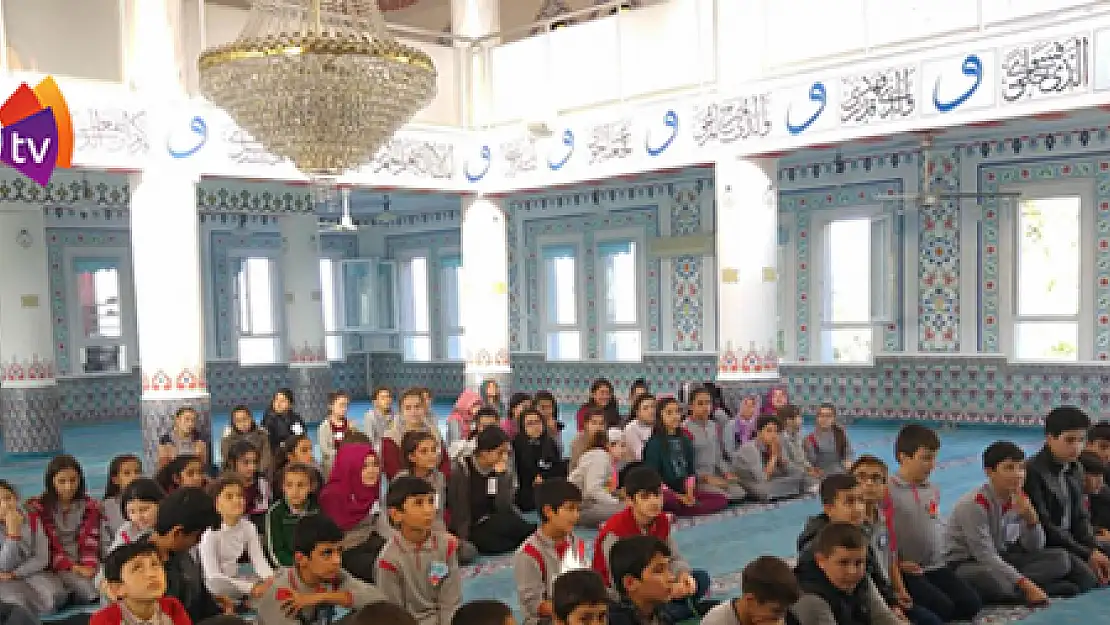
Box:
left=511, top=480, right=588, bottom=625
left=91, top=542, right=191, bottom=625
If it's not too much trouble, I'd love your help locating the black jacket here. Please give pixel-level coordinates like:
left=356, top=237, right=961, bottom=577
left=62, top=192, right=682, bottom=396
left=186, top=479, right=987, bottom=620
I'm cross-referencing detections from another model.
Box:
left=797, top=514, right=897, bottom=609
left=793, top=557, right=876, bottom=625
left=1089, top=486, right=1110, bottom=532
left=1024, top=446, right=1096, bottom=559
left=261, top=409, right=306, bottom=454
left=606, top=599, right=673, bottom=625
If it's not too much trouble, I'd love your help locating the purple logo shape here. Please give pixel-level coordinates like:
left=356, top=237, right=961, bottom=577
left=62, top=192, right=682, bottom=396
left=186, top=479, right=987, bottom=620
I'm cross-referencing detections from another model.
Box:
left=1, top=108, right=59, bottom=187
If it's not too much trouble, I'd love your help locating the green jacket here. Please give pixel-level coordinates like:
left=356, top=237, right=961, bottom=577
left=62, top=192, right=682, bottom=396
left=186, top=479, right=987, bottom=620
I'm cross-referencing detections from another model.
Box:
left=263, top=498, right=320, bottom=567
left=642, top=433, right=696, bottom=493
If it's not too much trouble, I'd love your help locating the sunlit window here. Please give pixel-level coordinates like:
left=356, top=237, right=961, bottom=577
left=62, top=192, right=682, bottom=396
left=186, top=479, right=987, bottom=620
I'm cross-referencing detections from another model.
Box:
left=599, top=240, right=641, bottom=361
left=73, top=258, right=126, bottom=373
left=319, top=258, right=344, bottom=361
left=235, top=256, right=280, bottom=365
left=1013, top=195, right=1082, bottom=360
left=400, top=255, right=431, bottom=362
left=542, top=245, right=581, bottom=360
left=819, top=214, right=893, bottom=363
left=442, top=255, right=464, bottom=360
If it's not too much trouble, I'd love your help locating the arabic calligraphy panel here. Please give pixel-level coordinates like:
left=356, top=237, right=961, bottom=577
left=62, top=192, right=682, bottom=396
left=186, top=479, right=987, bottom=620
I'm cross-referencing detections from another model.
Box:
left=500, top=136, right=539, bottom=178
left=692, top=93, right=772, bottom=147
left=586, top=120, right=634, bottom=165
left=368, top=139, right=456, bottom=180
left=921, top=50, right=996, bottom=116
left=1001, top=35, right=1090, bottom=102
left=839, top=66, right=917, bottom=126
left=72, top=108, right=150, bottom=157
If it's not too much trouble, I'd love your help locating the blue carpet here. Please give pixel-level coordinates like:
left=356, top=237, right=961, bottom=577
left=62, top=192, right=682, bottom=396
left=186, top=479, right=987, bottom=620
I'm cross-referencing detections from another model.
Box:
left=5, top=404, right=1109, bottom=623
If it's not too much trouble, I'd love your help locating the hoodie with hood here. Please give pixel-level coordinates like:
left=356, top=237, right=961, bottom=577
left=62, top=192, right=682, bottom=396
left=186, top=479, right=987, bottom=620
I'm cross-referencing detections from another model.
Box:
left=797, top=514, right=898, bottom=610
left=446, top=390, right=482, bottom=449
left=791, top=555, right=898, bottom=625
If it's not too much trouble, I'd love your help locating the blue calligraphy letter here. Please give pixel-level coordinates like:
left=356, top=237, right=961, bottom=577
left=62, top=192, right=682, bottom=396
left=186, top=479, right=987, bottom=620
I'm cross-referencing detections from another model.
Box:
left=645, top=110, right=678, bottom=157
left=464, top=145, right=491, bottom=183
left=548, top=130, right=575, bottom=171
left=166, top=115, right=208, bottom=159
left=785, top=82, right=827, bottom=135
left=933, top=54, right=983, bottom=113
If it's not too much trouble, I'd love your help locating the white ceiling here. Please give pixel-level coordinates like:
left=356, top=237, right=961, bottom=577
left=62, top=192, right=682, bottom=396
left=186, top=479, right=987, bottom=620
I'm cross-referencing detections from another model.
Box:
left=205, top=0, right=617, bottom=41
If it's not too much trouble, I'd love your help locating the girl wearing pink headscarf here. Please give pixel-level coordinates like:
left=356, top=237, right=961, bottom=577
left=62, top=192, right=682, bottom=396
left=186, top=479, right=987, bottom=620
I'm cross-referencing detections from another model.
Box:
left=446, top=389, right=482, bottom=449
left=762, top=386, right=789, bottom=416
left=318, top=443, right=386, bottom=582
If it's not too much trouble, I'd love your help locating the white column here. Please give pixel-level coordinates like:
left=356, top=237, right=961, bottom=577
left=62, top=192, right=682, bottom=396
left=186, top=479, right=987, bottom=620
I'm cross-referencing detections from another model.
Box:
left=128, top=0, right=210, bottom=468
left=0, top=210, right=62, bottom=454
left=715, top=156, right=779, bottom=381
left=451, top=0, right=499, bottom=125
left=281, top=213, right=330, bottom=423
left=461, top=196, right=511, bottom=393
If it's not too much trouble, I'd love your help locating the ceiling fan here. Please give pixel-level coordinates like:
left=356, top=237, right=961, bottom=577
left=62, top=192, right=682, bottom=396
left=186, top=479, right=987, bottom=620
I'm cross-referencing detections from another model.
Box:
left=878, top=134, right=1022, bottom=209
left=318, top=188, right=362, bottom=233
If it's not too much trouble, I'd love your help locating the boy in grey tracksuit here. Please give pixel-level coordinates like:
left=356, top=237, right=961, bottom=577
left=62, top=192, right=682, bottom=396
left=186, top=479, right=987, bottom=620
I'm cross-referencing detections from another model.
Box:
left=685, top=416, right=747, bottom=502
left=376, top=476, right=462, bottom=625
left=732, top=416, right=806, bottom=501
left=944, top=441, right=1085, bottom=603
left=512, top=480, right=588, bottom=625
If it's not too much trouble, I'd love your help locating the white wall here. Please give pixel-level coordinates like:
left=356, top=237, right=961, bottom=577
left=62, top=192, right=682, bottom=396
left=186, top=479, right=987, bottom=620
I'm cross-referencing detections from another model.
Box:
left=3, top=0, right=123, bottom=81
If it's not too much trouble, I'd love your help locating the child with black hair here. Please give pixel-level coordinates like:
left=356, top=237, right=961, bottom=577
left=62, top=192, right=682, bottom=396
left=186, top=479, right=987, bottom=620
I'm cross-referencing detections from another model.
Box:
left=156, top=455, right=206, bottom=493
left=732, top=416, right=807, bottom=501
left=145, top=487, right=230, bottom=622
left=199, top=476, right=274, bottom=600
left=376, top=476, right=462, bottom=625
left=264, top=463, right=321, bottom=568
left=641, top=397, right=727, bottom=516
left=91, top=542, right=190, bottom=625
left=262, top=389, right=305, bottom=459
left=319, top=391, right=359, bottom=477
left=0, top=480, right=66, bottom=614
left=255, top=515, right=383, bottom=625
left=533, top=391, right=565, bottom=457
left=605, top=536, right=676, bottom=625
left=223, top=441, right=272, bottom=518
left=1079, top=451, right=1110, bottom=548
left=158, top=406, right=208, bottom=469
left=451, top=600, right=515, bottom=625
left=103, top=455, right=141, bottom=539
left=850, top=456, right=916, bottom=621
left=799, top=475, right=940, bottom=625
left=446, top=426, right=535, bottom=555
left=791, top=523, right=900, bottom=625
left=512, top=480, right=587, bottom=625
left=945, top=441, right=1088, bottom=605
left=889, top=424, right=981, bottom=623
left=805, top=403, right=853, bottom=476
left=272, top=435, right=324, bottom=500
left=393, top=431, right=477, bottom=564
left=592, top=466, right=712, bottom=622
left=701, top=556, right=800, bottom=625
left=95, top=478, right=166, bottom=601
left=25, top=454, right=108, bottom=605
left=551, top=569, right=608, bottom=625
left=1025, top=406, right=1110, bottom=584
left=222, top=405, right=272, bottom=474
left=514, top=408, right=567, bottom=514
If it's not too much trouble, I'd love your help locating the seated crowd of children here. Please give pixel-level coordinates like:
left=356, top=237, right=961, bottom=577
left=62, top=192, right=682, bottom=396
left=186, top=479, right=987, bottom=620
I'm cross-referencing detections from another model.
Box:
left=0, top=379, right=1108, bottom=625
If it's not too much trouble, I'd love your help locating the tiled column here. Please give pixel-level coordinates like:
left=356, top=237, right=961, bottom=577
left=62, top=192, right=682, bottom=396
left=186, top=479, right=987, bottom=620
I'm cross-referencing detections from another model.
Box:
left=281, top=213, right=329, bottom=423
left=131, top=171, right=210, bottom=469
left=127, top=0, right=211, bottom=468
left=715, top=156, right=780, bottom=381
left=461, top=196, right=511, bottom=395
left=0, top=210, right=62, bottom=455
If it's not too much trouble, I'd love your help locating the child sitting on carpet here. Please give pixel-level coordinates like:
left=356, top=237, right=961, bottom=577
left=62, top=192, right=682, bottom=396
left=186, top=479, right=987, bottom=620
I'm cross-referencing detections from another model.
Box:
left=804, top=404, right=853, bottom=476
left=25, top=454, right=107, bottom=606
left=156, top=455, right=206, bottom=493
left=732, top=416, right=807, bottom=501
left=513, top=479, right=586, bottom=625
left=222, top=405, right=272, bottom=475
left=377, top=476, right=462, bottom=625
left=791, top=522, right=900, bottom=625
left=319, top=390, right=358, bottom=477
left=700, top=556, right=800, bottom=625
left=945, top=441, right=1087, bottom=604
left=263, top=463, right=320, bottom=568
left=223, top=441, right=272, bottom=519
left=550, top=569, right=609, bottom=625
left=199, top=476, right=273, bottom=600
left=158, top=406, right=208, bottom=470
left=592, top=466, right=713, bottom=622
left=889, top=424, right=981, bottom=622
left=91, top=542, right=190, bottom=625
left=0, top=480, right=66, bottom=615
left=605, top=536, right=677, bottom=625
left=255, top=515, right=383, bottom=625
left=641, top=397, right=727, bottom=516
left=102, top=455, right=141, bottom=540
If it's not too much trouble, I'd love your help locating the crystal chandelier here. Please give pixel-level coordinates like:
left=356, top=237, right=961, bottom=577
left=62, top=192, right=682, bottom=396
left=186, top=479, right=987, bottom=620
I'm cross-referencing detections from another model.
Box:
left=198, top=0, right=437, bottom=177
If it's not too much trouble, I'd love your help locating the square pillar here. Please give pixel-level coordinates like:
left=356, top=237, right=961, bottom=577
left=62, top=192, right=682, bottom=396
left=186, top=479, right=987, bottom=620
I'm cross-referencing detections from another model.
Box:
left=461, top=196, right=511, bottom=394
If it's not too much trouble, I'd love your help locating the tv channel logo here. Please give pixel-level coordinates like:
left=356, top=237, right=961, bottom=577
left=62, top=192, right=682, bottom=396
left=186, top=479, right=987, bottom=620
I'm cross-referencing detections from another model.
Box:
left=0, top=76, right=73, bottom=186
